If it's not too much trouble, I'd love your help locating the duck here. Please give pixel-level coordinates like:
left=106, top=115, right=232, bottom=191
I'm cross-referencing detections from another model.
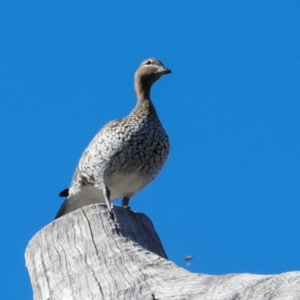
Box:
left=55, top=58, right=171, bottom=219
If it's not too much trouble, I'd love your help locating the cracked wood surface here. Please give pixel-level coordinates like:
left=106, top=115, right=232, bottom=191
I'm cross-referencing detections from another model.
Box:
left=25, top=205, right=300, bottom=299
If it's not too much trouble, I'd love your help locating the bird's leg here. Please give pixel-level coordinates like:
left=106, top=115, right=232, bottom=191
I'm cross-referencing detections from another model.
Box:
left=121, top=196, right=131, bottom=209
left=103, top=186, right=112, bottom=211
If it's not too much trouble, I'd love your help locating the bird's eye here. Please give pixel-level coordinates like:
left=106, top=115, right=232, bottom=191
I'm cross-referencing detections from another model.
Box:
left=146, top=60, right=152, bottom=65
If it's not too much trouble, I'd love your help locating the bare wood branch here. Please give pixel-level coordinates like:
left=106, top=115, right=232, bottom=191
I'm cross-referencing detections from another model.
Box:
left=25, top=204, right=300, bottom=299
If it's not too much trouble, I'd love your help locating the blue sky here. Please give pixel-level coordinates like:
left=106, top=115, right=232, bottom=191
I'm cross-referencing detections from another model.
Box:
left=1, top=2, right=300, bottom=299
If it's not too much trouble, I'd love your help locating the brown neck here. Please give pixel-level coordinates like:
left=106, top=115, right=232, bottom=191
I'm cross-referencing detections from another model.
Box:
left=133, top=81, right=157, bottom=115
left=134, top=81, right=152, bottom=103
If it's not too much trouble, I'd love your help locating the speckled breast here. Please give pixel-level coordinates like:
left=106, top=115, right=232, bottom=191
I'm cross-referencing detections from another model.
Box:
left=103, top=114, right=170, bottom=184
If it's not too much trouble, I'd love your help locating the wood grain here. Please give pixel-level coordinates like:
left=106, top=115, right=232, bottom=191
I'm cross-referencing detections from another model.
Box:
left=25, top=204, right=300, bottom=299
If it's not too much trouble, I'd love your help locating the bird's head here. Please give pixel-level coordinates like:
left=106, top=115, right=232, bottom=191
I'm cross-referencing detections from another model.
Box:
left=135, top=58, right=171, bottom=88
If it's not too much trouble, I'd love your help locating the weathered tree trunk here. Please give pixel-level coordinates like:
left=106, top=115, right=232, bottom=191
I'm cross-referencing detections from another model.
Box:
left=25, top=204, right=300, bottom=299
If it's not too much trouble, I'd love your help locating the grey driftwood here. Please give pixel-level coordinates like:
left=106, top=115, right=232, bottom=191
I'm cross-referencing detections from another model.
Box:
left=25, top=204, right=300, bottom=299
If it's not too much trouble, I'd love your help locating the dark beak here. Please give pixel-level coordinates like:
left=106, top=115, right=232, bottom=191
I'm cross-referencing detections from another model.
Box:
left=158, top=66, right=172, bottom=75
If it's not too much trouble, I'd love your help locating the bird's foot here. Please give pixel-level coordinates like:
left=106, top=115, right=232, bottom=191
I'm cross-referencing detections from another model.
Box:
left=121, top=196, right=130, bottom=208
left=103, top=186, right=112, bottom=211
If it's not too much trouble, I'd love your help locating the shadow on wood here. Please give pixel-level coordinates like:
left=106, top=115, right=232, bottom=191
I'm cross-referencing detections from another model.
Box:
left=25, top=204, right=300, bottom=299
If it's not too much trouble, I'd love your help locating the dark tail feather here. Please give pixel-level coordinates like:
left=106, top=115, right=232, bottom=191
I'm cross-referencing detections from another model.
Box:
left=59, top=188, right=69, bottom=197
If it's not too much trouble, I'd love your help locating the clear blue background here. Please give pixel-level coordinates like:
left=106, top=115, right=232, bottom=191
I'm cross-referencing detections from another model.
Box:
left=1, top=2, right=300, bottom=299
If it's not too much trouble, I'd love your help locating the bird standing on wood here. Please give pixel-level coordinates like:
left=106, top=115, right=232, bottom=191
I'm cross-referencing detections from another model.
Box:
left=55, top=58, right=171, bottom=219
